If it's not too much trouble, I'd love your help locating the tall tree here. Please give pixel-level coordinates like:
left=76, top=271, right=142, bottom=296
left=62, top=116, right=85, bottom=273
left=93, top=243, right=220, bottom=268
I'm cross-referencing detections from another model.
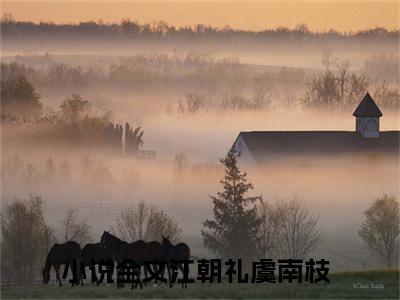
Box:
left=1, top=195, right=53, bottom=283
left=59, top=94, right=89, bottom=122
left=274, top=197, right=322, bottom=259
left=257, top=202, right=280, bottom=258
left=0, top=75, right=42, bottom=118
left=359, top=195, right=399, bottom=268
left=202, top=148, right=261, bottom=262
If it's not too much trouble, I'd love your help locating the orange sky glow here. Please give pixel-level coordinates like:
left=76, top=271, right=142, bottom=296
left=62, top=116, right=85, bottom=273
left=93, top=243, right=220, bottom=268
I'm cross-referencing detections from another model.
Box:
left=1, top=0, right=399, bottom=32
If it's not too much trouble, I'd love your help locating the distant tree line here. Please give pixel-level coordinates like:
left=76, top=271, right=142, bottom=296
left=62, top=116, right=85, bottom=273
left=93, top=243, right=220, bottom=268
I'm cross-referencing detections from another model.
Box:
left=2, top=54, right=398, bottom=114
left=1, top=15, right=398, bottom=43
left=0, top=53, right=249, bottom=90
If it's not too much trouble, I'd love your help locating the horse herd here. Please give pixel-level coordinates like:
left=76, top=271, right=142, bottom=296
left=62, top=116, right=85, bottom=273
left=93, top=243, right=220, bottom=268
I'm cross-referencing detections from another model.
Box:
left=42, top=231, right=191, bottom=288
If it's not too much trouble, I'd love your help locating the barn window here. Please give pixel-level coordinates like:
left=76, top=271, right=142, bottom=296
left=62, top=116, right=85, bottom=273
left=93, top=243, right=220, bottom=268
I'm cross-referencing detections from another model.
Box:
left=366, top=119, right=377, bottom=131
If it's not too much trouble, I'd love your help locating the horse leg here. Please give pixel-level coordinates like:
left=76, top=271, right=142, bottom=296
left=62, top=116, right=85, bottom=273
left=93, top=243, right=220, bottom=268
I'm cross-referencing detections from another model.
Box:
left=80, top=264, right=85, bottom=287
left=80, top=265, right=85, bottom=286
left=144, top=265, right=148, bottom=286
left=93, top=264, right=100, bottom=287
left=110, top=262, right=115, bottom=287
left=160, top=263, right=166, bottom=287
left=77, top=260, right=83, bottom=286
left=131, top=266, right=137, bottom=290
left=116, top=269, right=122, bottom=289
left=153, top=264, right=158, bottom=285
left=131, top=267, right=142, bottom=290
left=55, top=265, right=62, bottom=287
left=137, top=268, right=143, bottom=290
left=177, top=263, right=187, bottom=289
left=167, top=264, right=173, bottom=288
left=71, top=259, right=78, bottom=287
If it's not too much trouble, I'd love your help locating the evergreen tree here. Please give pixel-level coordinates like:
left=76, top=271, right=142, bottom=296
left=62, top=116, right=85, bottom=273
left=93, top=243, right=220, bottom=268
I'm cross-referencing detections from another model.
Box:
left=202, top=148, right=262, bottom=262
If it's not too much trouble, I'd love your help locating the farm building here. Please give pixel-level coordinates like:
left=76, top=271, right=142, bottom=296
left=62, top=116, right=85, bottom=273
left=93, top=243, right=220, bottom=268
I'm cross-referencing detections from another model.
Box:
left=232, top=93, right=399, bottom=168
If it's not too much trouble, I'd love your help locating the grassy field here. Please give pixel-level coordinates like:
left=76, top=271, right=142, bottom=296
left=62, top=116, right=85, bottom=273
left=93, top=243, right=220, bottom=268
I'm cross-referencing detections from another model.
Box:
left=1, top=270, right=399, bottom=299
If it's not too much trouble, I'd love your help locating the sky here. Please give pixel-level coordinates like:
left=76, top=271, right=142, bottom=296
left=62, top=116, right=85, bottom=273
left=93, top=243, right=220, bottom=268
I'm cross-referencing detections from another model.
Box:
left=1, top=0, right=399, bottom=32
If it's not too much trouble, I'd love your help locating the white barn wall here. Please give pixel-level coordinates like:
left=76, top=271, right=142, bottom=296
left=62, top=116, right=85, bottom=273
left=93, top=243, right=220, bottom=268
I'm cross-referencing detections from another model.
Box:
left=233, top=135, right=258, bottom=170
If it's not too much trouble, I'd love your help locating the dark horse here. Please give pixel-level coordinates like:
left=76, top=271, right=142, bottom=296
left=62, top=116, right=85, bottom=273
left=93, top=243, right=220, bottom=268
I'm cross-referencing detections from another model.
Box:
left=42, top=241, right=82, bottom=286
left=100, top=231, right=145, bottom=289
left=161, top=236, right=191, bottom=288
left=81, top=242, right=114, bottom=286
left=143, top=240, right=166, bottom=285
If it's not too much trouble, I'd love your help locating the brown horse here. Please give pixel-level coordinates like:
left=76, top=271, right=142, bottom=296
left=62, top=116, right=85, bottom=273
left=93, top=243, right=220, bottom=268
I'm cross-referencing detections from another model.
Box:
left=42, top=241, right=82, bottom=286
left=81, top=242, right=114, bottom=286
left=143, top=240, right=166, bottom=285
left=100, top=231, right=145, bottom=289
left=161, top=236, right=191, bottom=288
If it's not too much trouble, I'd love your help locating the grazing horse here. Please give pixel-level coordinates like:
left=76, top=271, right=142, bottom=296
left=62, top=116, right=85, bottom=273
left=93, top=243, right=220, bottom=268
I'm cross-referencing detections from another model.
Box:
left=100, top=231, right=145, bottom=289
left=42, top=241, right=82, bottom=287
left=161, top=236, right=191, bottom=288
left=81, top=242, right=114, bottom=286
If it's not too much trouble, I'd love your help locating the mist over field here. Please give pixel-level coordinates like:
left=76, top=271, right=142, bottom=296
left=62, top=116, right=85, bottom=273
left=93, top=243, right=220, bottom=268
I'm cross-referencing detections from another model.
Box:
left=1, top=18, right=399, bottom=282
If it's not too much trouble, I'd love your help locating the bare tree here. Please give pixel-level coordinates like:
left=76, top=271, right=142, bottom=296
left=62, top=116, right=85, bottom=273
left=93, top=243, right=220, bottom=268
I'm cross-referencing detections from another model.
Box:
left=303, top=61, right=368, bottom=112
left=145, top=207, right=182, bottom=243
left=173, top=152, right=188, bottom=180
left=257, top=202, right=280, bottom=258
left=178, top=92, right=205, bottom=115
left=274, top=197, right=322, bottom=259
left=116, top=201, right=149, bottom=242
left=359, top=195, right=399, bottom=268
left=1, top=194, right=54, bottom=283
left=60, top=208, right=91, bottom=246
left=44, top=157, right=56, bottom=180
left=116, top=201, right=182, bottom=243
left=321, top=47, right=336, bottom=71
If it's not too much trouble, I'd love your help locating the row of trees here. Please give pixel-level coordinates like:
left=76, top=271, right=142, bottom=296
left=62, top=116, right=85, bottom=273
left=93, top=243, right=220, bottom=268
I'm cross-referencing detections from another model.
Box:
left=203, top=149, right=399, bottom=268
left=2, top=57, right=398, bottom=115
left=0, top=196, right=181, bottom=283
left=1, top=54, right=248, bottom=90
left=2, top=14, right=398, bottom=41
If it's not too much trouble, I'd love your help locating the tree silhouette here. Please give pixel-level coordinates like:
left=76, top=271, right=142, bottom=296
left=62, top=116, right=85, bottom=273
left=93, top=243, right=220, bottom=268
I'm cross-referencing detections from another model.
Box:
left=274, top=197, right=322, bottom=259
left=1, top=75, right=42, bottom=118
left=124, top=123, right=144, bottom=154
left=59, top=208, right=92, bottom=246
left=303, top=61, right=368, bottom=112
left=59, top=94, right=89, bottom=122
left=359, top=195, right=399, bottom=268
left=202, top=148, right=261, bottom=262
left=1, top=195, right=53, bottom=283
left=116, top=201, right=182, bottom=243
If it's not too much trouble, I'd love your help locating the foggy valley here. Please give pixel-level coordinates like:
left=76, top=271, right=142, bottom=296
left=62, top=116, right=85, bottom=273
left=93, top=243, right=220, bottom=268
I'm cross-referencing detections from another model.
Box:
left=1, top=16, right=399, bottom=290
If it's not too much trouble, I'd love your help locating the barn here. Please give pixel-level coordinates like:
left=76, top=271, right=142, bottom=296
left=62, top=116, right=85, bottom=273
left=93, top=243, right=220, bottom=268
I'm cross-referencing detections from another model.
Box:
left=232, top=93, right=399, bottom=168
